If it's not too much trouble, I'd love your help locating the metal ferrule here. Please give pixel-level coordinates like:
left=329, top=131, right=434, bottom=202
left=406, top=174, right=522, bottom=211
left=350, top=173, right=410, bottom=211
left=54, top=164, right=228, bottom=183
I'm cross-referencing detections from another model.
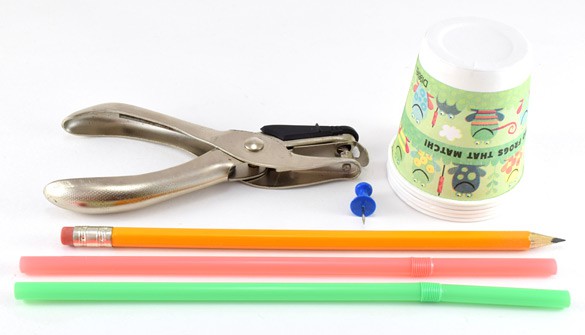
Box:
left=73, top=226, right=113, bottom=247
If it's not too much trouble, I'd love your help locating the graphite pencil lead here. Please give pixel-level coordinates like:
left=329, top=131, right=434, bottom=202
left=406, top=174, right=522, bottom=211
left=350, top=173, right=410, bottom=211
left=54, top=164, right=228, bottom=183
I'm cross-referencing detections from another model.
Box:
left=529, top=233, right=566, bottom=249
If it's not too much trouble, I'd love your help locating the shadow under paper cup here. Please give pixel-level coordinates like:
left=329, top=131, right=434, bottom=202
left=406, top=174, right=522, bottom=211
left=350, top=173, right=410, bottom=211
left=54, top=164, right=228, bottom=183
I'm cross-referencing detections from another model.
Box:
left=387, top=17, right=531, bottom=222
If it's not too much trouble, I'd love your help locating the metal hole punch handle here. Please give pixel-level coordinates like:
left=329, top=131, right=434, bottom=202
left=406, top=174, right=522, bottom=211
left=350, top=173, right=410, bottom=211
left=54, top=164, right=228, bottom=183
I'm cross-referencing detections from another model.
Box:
left=44, top=103, right=370, bottom=213
left=61, top=103, right=222, bottom=155
left=44, top=150, right=237, bottom=214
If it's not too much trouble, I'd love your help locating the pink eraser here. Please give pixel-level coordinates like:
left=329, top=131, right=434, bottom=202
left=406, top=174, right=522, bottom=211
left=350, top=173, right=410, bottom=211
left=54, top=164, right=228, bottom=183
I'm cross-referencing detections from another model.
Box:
left=61, top=227, right=74, bottom=246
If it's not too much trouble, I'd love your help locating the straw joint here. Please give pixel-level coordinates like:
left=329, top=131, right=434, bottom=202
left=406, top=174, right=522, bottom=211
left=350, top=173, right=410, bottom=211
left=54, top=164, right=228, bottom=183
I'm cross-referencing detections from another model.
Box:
left=410, top=257, right=434, bottom=277
left=420, top=282, right=443, bottom=303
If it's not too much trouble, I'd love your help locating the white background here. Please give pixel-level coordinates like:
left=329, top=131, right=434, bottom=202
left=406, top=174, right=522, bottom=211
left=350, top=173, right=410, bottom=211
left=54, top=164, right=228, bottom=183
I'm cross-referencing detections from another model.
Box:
left=1, top=1, right=584, bottom=334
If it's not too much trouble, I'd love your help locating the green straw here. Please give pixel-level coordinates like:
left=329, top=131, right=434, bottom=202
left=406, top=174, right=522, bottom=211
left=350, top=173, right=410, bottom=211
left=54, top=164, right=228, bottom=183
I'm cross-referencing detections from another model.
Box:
left=14, top=282, right=570, bottom=309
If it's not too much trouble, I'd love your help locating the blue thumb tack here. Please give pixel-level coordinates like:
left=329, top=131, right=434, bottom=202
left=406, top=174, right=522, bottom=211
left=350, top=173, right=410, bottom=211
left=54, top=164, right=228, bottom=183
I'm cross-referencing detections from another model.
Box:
left=350, top=182, right=376, bottom=224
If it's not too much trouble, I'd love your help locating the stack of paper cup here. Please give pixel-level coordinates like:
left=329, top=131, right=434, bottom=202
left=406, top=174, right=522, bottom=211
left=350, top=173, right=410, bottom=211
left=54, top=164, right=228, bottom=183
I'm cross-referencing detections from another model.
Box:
left=387, top=17, right=531, bottom=222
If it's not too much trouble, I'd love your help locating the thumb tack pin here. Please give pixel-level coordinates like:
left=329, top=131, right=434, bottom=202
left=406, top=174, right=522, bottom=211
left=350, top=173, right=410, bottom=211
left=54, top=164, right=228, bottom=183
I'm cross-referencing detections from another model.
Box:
left=350, top=182, right=376, bottom=224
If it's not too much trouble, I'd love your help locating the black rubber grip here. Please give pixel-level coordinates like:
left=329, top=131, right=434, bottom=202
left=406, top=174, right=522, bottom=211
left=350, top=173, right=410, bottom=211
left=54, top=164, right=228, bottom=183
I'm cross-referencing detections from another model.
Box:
left=260, top=124, right=359, bottom=141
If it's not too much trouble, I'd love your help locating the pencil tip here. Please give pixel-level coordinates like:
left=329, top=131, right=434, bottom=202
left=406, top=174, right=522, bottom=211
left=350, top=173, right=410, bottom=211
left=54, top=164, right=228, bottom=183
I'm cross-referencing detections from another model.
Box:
left=552, top=238, right=566, bottom=244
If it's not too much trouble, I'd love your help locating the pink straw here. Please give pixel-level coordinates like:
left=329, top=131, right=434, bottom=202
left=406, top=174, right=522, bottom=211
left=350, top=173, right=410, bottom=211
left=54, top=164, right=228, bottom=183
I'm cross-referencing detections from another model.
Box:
left=20, top=256, right=557, bottom=277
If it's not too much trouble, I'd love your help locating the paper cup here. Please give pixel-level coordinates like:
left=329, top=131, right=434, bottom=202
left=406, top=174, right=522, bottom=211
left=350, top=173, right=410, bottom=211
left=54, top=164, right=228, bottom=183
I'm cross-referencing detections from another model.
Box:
left=387, top=17, right=531, bottom=221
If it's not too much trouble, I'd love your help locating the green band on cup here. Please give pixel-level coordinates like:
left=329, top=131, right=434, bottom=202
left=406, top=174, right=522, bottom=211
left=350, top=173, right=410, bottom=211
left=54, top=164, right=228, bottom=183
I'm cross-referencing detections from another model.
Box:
left=390, top=59, right=530, bottom=201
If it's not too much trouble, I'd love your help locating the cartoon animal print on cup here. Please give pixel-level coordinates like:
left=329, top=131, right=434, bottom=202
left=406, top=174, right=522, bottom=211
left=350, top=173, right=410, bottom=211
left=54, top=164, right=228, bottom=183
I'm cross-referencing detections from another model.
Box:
left=465, top=109, right=520, bottom=145
left=392, top=125, right=410, bottom=165
left=411, top=82, right=435, bottom=124
left=465, top=109, right=504, bottom=144
left=501, top=150, right=523, bottom=186
left=411, top=150, right=440, bottom=188
left=433, top=97, right=463, bottom=127
left=448, top=165, right=487, bottom=197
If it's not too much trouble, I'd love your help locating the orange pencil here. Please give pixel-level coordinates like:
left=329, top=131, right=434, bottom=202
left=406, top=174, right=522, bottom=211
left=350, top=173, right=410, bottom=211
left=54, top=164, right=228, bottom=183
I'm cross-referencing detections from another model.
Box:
left=61, top=226, right=564, bottom=251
